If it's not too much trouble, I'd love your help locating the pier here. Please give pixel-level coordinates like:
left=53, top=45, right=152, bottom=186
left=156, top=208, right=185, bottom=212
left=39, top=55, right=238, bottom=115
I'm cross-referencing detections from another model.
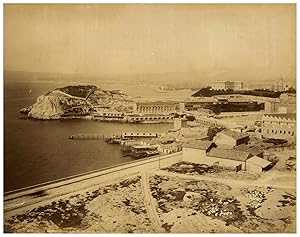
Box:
left=69, top=134, right=104, bottom=140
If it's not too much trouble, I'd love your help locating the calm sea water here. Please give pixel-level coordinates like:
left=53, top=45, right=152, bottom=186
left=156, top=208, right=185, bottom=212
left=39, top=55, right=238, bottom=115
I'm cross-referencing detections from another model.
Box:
left=4, top=81, right=182, bottom=192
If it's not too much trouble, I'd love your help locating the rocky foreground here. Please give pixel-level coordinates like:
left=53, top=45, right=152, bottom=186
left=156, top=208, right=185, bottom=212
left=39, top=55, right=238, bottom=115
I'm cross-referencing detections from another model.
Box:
left=20, top=85, right=134, bottom=120
left=4, top=170, right=296, bottom=233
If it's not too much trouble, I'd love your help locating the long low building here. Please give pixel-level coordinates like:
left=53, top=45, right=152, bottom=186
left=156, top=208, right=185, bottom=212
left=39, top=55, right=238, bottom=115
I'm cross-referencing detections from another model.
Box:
left=206, top=147, right=251, bottom=171
left=93, top=111, right=125, bottom=121
left=126, top=114, right=174, bottom=123
left=133, top=101, right=180, bottom=114
left=121, top=132, right=159, bottom=140
left=261, top=113, right=296, bottom=140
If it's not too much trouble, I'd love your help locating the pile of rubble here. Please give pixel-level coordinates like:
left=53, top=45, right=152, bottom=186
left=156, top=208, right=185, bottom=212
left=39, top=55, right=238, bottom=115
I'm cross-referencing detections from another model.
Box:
left=186, top=190, right=245, bottom=225
left=241, top=187, right=269, bottom=210
left=149, top=175, right=246, bottom=226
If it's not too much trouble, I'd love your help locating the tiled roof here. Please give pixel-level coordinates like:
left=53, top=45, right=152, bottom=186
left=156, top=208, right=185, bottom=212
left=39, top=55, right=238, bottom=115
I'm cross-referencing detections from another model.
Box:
left=221, top=129, right=249, bottom=140
left=207, top=148, right=251, bottom=162
left=183, top=140, right=214, bottom=151
left=264, top=113, right=296, bottom=121
left=246, top=156, right=272, bottom=168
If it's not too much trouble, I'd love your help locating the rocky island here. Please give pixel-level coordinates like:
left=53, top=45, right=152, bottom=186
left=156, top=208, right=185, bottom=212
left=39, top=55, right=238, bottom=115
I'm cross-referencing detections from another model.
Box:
left=20, top=85, right=135, bottom=120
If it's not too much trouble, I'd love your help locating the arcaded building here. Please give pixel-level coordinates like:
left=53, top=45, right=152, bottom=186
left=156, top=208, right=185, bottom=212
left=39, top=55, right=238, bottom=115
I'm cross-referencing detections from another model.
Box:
left=133, top=101, right=180, bottom=114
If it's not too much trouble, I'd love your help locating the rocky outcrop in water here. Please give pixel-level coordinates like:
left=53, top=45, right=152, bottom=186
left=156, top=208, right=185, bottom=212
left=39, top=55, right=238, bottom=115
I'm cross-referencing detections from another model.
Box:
left=20, top=106, right=32, bottom=115
left=27, top=94, right=66, bottom=119
left=20, top=90, right=92, bottom=120
left=19, top=85, right=134, bottom=120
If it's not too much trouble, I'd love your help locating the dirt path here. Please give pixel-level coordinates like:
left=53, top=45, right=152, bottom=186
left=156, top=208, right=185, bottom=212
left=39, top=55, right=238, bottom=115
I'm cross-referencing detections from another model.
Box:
left=141, top=172, right=165, bottom=233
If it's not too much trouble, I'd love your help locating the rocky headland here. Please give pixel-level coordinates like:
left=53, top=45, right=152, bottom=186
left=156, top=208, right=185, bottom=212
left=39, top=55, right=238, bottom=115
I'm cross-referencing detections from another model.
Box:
left=20, top=85, right=134, bottom=120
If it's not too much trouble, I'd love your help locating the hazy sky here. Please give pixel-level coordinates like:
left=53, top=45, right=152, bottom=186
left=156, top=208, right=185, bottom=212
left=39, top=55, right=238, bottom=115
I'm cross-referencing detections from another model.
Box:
left=4, top=4, right=296, bottom=83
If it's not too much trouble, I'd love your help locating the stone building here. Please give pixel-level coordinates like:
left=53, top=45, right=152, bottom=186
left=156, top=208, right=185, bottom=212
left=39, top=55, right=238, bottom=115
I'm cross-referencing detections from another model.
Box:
left=182, top=140, right=271, bottom=172
left=206, top=148, right=252, bottom=171
left=133, top=101, right=180, bottom=114
left=182, top=140, right=216, bottom=164
left=213, top=130, right=250, bottom=149
left=261, top=113, right=296, bottom=140
left=246, top=156, right=272, bottom=173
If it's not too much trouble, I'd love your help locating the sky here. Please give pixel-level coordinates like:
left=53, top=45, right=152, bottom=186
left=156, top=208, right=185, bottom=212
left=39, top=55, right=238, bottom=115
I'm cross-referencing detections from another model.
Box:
left=4, top=4, right=296, bottom=84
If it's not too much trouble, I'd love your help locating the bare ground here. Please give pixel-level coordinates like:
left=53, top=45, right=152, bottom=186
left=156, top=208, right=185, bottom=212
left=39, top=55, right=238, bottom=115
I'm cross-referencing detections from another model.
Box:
left=4, top=168, right=296, bottom=233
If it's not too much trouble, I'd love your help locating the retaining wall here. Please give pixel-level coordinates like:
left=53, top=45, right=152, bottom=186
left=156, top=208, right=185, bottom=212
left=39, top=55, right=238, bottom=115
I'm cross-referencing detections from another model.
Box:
left=5, top=152, right=183, bottom=201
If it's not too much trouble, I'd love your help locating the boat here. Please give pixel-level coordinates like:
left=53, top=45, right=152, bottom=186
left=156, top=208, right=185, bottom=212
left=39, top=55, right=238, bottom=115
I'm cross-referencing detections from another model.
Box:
left=104, top=136, right=122, bottom=144
left=125, top=145, right=159, bottom=159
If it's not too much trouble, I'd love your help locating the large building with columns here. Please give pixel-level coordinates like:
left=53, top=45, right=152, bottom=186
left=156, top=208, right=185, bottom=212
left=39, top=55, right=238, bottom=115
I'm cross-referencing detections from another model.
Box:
left=133, top=101, right=180, bottom=114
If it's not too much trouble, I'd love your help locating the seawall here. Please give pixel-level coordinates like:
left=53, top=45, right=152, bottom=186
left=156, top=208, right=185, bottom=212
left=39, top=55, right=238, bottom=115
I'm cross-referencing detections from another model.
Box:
left=4, top=152, right=182, bottom=216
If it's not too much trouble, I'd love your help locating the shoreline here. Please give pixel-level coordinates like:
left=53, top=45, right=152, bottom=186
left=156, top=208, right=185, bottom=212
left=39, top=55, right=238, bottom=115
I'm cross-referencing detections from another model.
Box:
left=4, top=152, right=182, bottom=213
left=4, top=157, right=296, bottom=233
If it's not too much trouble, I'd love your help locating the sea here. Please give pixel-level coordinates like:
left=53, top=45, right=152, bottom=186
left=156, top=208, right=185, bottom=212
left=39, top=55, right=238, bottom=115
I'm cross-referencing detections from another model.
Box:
left=4, top=80, right=193, bottom=192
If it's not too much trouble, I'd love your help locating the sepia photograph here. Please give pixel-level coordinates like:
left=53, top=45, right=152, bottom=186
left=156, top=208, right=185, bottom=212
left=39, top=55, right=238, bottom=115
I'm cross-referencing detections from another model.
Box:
left=3, top=2, right=297, bottom=233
